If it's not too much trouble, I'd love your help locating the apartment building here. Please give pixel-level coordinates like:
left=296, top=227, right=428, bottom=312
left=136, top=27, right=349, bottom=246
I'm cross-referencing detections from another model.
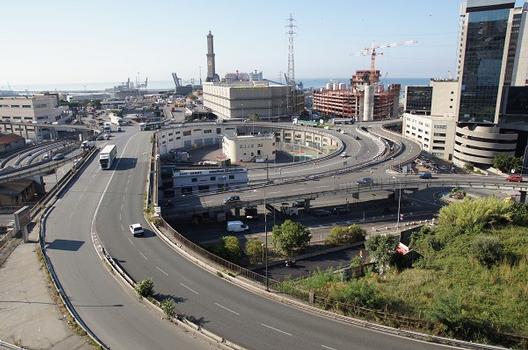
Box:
left=222, top=134, right=276, bottom=163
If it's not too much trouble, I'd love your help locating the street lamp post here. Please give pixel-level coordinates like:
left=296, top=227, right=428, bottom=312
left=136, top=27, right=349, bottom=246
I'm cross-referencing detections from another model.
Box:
left=393, top=176, right=402, bottom=229
left=264, top=187, right=269, bottom=291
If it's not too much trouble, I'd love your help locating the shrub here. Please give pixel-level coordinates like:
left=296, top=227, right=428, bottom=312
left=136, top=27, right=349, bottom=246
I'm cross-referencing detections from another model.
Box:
left=471, top=235, right=503, bottom=267
left=436, top=197, right=514, bottom=243
left=161, top=298, right=176, bottom=319
left=329, top=279, right=380, bottom=308
left=135, top=278, right=154, bottom=298
left=325, top=224, right=366, bottom=246
left=246, top=238, right=264, bottom=264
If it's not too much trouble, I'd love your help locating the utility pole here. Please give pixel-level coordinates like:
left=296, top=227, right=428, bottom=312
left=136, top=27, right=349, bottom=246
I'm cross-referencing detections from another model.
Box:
left=286, top=14, right=296, bottom=116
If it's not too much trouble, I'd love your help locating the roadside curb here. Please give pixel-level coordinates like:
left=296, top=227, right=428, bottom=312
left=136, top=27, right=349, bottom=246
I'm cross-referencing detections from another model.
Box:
left=149, top=215, right=508, bottom=350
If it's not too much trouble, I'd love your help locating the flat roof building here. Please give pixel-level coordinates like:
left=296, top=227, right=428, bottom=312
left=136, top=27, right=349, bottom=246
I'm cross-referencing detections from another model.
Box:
left=203, top=81, right=304, bottom=120
left=222, top=133, right=276, bottom=163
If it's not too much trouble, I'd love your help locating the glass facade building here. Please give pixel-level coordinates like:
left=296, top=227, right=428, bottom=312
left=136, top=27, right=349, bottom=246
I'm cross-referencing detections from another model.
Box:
left=404, top=86, right=432, bottom=114
left=458, top=4, right=513, bottom=124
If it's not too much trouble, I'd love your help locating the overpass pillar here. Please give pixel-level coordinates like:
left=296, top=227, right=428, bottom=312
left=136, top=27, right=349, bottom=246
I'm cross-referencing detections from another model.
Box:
left=304, top=199, right=311, bottom=211
left=520, top=191, right=527, bottom=204
left=234, top=207, right=241, bottom=218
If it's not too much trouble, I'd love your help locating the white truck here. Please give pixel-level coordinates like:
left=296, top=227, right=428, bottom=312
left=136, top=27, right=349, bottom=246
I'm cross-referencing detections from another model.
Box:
left=103, top=122, right=112, bottom=133
left=109, top=113, right=123, bottom=126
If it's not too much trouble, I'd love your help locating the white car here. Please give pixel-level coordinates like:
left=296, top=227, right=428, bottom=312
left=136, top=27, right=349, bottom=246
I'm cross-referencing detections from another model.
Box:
left=129, top=223, right=144, bottom=236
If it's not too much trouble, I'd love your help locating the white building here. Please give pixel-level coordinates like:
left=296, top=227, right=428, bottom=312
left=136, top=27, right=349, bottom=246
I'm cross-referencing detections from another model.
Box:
left=173, top=168, right=248, bottom=195
left=222, top=134, right=276, bottom=163
left=403, top=114, right=456, bottom=161
left=0, top=94, right=72, bottom=138
left=402, top=80, right=458, bottom=161
left=202, top=81, right=303, bottom=120
left=0, top=94, right=66, bottom=125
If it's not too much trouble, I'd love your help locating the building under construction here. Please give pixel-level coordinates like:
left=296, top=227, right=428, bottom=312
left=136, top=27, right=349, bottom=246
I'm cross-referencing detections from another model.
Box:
left=312, top=70, right=400, bottom=121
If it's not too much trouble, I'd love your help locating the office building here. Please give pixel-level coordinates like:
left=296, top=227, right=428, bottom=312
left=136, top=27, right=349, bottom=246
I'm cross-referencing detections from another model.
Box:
left=203, top=81, right=304, bottom=120
left=453, top=0, right=528, bottom=167
left=402, top=80, right=459, bottom=161
left=222, top=134, right=276, bottom=163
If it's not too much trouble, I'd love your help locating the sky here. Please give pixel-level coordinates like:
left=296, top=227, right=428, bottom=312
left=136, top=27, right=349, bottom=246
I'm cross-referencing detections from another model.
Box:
left=0, top=0, right=524, bottom=88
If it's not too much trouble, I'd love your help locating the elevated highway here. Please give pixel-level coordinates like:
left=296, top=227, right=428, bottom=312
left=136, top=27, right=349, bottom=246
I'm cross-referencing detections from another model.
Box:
left=166, top=175, right=524, bottom=216
left=42, top=121, right=464, bottom=349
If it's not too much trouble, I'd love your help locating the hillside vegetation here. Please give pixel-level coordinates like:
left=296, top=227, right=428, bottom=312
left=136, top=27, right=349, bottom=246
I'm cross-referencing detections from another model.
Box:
left=281, top=197, right=528, bottom=347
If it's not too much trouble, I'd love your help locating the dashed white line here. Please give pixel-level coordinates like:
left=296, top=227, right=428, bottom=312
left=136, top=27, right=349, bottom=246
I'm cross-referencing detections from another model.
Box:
left=127, top=237, right=135, bottom=246
left=321, top=345, right=338, bottom=350
left=214, top=302, right=240, bottom=316
left=179, top=282, right=199, bottom=295
left=260, top=323, right=292, bottom=336
left=155, top=266, right=169, bottom=276
left=139, top=251, right=148, bottom=260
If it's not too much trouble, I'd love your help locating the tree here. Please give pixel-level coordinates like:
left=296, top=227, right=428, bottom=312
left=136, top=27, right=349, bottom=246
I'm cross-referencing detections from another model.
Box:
left=221, top=235, right=242, bottom=262
left=135, top=278, right=154, bottom=298
left=471, top=235, right=503, bottom=268
left=272, top=220, right=311, bottom=258
left=248, top=113, right=260, bottom=121
left=246, top=238, right=264, bottom=264
left=365, top=235, right=398, bottom=275
left=493, top=154, right=522, bottom=173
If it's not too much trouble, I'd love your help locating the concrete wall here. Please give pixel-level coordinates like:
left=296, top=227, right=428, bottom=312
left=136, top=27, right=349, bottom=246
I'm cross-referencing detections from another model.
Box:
left=430, top=80, right=459, bottom=117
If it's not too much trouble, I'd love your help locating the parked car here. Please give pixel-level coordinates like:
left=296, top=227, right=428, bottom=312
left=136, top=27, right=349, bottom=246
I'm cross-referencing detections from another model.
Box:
left=223, top=195, right=241, bottom=205
left=419, top=172, right=433, bottom=179
left=52, top=153, right=65, bottom=161
left=312, top=209, right=332, bottom=217
left=129, top=223, right=144, bottom=236
left=506, top=174, right=523, bottom=182
left=356, top=177, right=373, bottom=186
left=226, top=220, right=249, bottom=233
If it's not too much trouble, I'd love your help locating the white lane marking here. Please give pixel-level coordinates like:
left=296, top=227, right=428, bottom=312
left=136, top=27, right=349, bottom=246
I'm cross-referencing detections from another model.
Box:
left=90, top=132, right=137, bottom=243
left=139, top=251, right=148, bottom=260
left=267, top=191, right=281, bottom=195
left=156, top=266, right=169, bottom=276
left=260, top=323, right=292, bottom=336
left=127, top=237, right=135, bottom=246
left=214, top=302, right=240, bottom=316
left=321, top=345, right=338, bottom=350
left=180, top=282, right=199, bottom=295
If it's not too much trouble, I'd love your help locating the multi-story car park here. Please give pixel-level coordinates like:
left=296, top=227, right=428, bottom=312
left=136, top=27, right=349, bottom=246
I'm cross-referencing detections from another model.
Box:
left=157, top=122, right=341, bottom=158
